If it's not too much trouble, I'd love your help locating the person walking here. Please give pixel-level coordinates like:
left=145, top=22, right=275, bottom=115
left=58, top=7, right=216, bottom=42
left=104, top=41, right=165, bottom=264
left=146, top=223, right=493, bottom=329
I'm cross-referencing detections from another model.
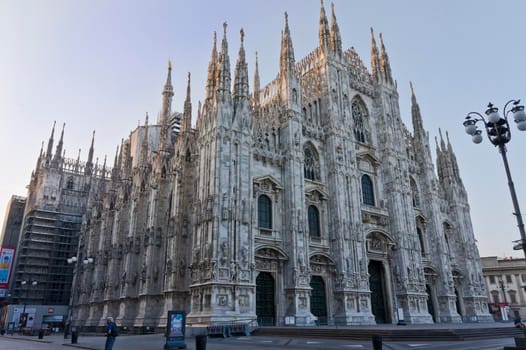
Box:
left=105, top=316, right=118, bottom=350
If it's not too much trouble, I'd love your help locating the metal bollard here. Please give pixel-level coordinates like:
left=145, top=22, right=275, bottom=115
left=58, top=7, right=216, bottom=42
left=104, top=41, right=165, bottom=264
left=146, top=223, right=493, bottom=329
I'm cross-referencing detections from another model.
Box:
left=372, top=334, right=382, bottom=350
left=71, top=330, right=78, bottom=344
left=195, top=334, right=207, bottom=350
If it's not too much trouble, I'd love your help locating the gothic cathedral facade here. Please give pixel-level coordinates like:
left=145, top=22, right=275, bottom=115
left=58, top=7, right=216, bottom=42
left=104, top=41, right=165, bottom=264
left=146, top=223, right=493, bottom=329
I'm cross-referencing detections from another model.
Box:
left=47, top=3, right=491, bottom=327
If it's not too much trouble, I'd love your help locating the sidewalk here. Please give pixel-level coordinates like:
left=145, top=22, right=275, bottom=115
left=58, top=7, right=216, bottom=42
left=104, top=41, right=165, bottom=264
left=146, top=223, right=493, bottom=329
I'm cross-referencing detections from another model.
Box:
left=0, top=333, right=168, bottom=350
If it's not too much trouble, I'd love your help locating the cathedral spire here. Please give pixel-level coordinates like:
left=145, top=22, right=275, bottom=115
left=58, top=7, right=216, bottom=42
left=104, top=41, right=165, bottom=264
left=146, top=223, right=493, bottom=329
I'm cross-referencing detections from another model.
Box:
left=181, top=72, right=192, bottom=133
left=233, top=28, right=249, bottom=111
left=217, top=22, right=232, bottom=102
left=379, top=32, right=394, bottom=85
left=370, top=28, right=381, bottom=82
left=329, top=2, right=342, bottom=56
left=36, top=141, right=44, bottom=170
left=318, top=0, right=330, bottom=52
left=160, top=60, right=174, bottom=125
left=205, top=31, right=218, bottom=102
left=112, top=144, right=120, bottom=180
left=85, top=130, right=95, bottom=175
left=446, top=130, right=461, bottom=180
left=45, top=121, right=56, bottom=163
left=253, top=51, right=260, bottom=109
left=74, top=149, right=81, bottom=172
left=280, top=12, right=296, bottom=75
left=410, top=82, right=425, bottom=136
left=52, top=123, right=65, bottom=168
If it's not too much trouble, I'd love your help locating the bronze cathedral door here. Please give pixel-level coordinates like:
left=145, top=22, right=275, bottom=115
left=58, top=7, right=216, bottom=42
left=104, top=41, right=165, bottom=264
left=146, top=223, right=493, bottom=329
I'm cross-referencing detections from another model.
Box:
left=310, top=275, right=328, bottom=325
left=368, top=260, right=387, bottom=323
left=256, top=272, right=275, bottom=326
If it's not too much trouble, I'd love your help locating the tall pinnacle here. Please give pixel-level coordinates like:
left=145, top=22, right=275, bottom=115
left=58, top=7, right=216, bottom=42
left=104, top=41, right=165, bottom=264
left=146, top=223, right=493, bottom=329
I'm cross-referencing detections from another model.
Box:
left=253, top=51, right=260, bottom=108
left=318, top=0, right=330, bottom=52
left=370, top=28, right=380, bottom=82
left=46, top=121, right=56, bottom=162
left=205, top=31, right=218, bottom=101
left=85, top=130, right=95, bottom=175
left=233, top=28, right=249, bottom=109
left=160, top=60, right=174, bottom=125
left=410, top=82, right=425, bottom=136
left=217, top=22, right=232, bottom=102
left=87, top=130, right=95, bottom=165
left=379, top=32, right=393, bottom=84
left=280, top=12, right=296, bottom=75
left=329, top=2, right=342, bottom=55
left=181, top=72, right=192, bottom=133
left=52, top=123, right=65, bottom=167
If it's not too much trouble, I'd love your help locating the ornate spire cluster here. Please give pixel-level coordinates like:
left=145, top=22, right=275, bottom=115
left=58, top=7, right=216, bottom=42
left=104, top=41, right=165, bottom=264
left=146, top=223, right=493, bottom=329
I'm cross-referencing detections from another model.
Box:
left=370, top=28, right=393, bottom=85
left=280, top=12, right=296, bottom=75
left=217, top=22, right=232, bottom=102
left=319, top=0, right=330, bottom=51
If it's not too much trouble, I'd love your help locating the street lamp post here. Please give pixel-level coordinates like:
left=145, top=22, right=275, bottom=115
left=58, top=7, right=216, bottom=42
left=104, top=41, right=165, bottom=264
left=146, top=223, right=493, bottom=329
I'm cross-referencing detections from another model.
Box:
left=463, top=99, right=526, bottom=257
left=66, top=256, right=93, bottom=337
left=20, top=280, right=38, bottom=328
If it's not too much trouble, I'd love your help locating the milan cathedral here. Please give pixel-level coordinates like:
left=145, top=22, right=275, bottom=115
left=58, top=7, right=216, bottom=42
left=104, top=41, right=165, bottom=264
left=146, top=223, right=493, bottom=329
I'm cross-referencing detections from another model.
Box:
left=21, top=2, right=492, bottom=328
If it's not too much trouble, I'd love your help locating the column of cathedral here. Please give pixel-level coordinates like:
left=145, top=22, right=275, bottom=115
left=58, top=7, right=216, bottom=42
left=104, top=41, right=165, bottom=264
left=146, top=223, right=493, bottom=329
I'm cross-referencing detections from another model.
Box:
left=316, top=2, right=376, bottom=325
left=369, top=28, right=434, bottom=323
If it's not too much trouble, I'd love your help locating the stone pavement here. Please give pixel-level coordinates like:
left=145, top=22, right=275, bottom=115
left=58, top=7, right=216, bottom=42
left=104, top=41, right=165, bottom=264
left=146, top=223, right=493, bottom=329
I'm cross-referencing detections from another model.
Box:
left=0, top=322, right=518, bottom=350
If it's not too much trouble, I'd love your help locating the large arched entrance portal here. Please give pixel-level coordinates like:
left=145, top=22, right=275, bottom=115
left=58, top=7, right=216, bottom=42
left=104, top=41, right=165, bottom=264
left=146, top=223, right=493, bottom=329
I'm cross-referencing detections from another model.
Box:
left=256, top=272, right=275, bottom=326
left=368, top=260, right=387, bottom=324
left=310, top=276, right=328, bottom=325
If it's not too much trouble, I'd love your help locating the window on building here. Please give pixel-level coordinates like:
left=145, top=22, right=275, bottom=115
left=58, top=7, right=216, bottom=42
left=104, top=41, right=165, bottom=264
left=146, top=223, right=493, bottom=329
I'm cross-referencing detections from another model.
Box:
left=361, top=175, right=375, bottom=206
left=308, top=205, right=320, bottom=238
left=417, top=227, right=425, bottom=255
left=506, top=275, right=512, bottom=284
left=509, top=290, right=518, bottom=304
left=491, top=291, right=500, bottom=303
left=257, top=195, right=272, bottom=230
left=66, top=177, right=74, bottom=190
left=410, top=178, right=420, bottom=208
left=522, top=274, right=526, bottom=283
left=352, top=99, right=369, bottom=143
left=489, top=275, right=496, bottom=284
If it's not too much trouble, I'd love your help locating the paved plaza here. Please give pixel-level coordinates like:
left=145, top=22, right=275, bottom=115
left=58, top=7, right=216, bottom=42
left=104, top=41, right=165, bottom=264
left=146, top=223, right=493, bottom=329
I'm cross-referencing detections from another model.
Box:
left=0, top=329, right=518, bottom=350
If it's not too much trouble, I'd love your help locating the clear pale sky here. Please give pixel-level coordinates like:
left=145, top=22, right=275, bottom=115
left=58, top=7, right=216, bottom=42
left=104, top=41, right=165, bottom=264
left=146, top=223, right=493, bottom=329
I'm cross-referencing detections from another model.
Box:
left=1, top=0, right=525, bottom=258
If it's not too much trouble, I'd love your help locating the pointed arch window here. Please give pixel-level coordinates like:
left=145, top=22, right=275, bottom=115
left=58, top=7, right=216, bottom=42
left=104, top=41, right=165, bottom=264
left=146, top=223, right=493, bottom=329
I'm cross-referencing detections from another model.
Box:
left=66, top=177, right=74, bottom=190
left=258, top=195, right=272, bottom=230
left=411, top=178, right=420, bottom=207
left=361, top=175, right=375, bottom=206
left=352, top=99, right=369, bottom=143
left=416, top=216, right=426, bottom=256
left=308, top=205, right=320, bottom=237
left=304, top=145, right=321, bottom=181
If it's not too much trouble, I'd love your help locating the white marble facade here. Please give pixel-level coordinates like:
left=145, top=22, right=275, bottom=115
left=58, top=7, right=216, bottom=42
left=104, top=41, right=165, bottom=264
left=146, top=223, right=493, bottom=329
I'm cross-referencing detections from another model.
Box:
left=66, top=3, right=492, bottom=328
